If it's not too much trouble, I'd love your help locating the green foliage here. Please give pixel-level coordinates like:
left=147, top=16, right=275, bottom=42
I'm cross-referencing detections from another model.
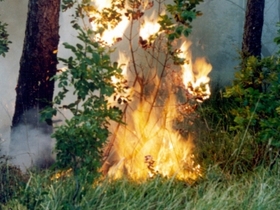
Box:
left=196, top=91, right=261, bottom=174
left=158, top=0, right=203, bottom=54
left=0, top=0, right=11, bottom=57
left=224, top=56, right=280, bottom=147
left=223, top=25, right=280, bottom=168
left=41, top=25, right=124, bottom=174
left=155, top=0, right=204, bottom=68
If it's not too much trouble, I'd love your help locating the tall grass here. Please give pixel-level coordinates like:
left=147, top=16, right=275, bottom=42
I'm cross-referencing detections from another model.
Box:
left=1, top=165, right=279, bottom=210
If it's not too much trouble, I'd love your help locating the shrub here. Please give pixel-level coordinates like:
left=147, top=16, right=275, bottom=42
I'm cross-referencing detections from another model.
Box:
left=223, top=26, right=280, bottom=169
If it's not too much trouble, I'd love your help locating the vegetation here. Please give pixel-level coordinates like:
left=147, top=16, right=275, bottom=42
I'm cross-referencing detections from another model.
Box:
left=41, top=26, right=124, bottom=176
left=0, top=0, right=11, bottom=57
left=1, top=166, right=280, bottom=209
left=1, top=0, right=280, bottom=209
left=40, top=0, right=130, bottom=178
left=0, top=155, right=28, bottom=204
left=40, top=0, right=205, bottom=178
left=195, top=32, right=280, bottom=176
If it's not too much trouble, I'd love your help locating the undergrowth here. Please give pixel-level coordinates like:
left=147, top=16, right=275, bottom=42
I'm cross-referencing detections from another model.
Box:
left=0, top=154, right=28, bottom=204
left=196, top=90, right=262, bottom=175
left=1, top=165, right=279, bottom=210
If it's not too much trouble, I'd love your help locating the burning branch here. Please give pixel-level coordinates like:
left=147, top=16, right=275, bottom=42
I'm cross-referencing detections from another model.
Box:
left=85, top=0, right=211, bottom=182
left=145, top=155, right=157, bottom=177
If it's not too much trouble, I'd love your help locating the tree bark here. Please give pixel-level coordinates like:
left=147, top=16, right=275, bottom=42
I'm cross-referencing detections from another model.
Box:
left=242, top=0, right=265, bottom=58
left=12, top=0, right=60, bottom=127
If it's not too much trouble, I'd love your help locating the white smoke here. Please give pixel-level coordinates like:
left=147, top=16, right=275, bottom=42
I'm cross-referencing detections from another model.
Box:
left=7, top=109, right=55, bottom=171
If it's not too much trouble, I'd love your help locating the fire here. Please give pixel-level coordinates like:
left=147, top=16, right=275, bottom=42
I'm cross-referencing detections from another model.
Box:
left=85, top=0, right=212, bottom=182
left=103, top=94, right=202, bottom=181
left=108, top=52, right=132, bottom=106
left=97, top=17, right=130, bottom=45
left=87, top=1, right=130, bottom=45
left=93, top=0, right=111, bottom=10
left=179, top=41, right=212, bottom=101
left=139, top=11, right=161, bottom=40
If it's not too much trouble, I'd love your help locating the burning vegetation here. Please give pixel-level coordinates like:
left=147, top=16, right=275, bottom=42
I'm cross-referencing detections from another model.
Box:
left=48, top=0, right=211, bottom=183
left=82, top=0, right=212, bottom=182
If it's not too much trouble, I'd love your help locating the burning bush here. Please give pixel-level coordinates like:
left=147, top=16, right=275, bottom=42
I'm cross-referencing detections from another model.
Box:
left=43, top=0, right=211, bottom=183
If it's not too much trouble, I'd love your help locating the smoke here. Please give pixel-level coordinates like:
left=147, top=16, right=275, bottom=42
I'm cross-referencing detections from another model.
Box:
left=8, top=109, right=55, bottom=171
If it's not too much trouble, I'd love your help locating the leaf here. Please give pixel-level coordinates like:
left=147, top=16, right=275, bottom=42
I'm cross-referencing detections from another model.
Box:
left=183, top=28, right=192, bottom=37
left=40, top=107, right=57, bottom=122
left=175, top=25, right=184, bottom=35
left=168, top=33, right=176, bottom=41
left=63, top=42, right=77, bottom=52
left=76, top=43, right=83, bottom=50
left=92, top=52, right=100, bottom=64
left=181, top=11, right=196, bottom=22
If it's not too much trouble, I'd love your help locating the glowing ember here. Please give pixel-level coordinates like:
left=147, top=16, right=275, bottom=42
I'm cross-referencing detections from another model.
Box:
left=51, top=168, right=73, bottom=181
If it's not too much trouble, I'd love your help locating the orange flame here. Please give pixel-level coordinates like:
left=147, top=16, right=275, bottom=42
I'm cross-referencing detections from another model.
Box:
left=139, top=11, right=161, bottom=40
left=86, top=0, right=211, bottom=182
left=179, top=41, right=212, bottom=101
left=104, top=94, right=202, bottom=181
left=98, top=17, right=129, bottom=45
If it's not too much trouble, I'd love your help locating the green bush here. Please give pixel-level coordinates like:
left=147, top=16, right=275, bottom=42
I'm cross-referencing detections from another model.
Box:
left=41, top=26, right=124, bottom=175
left=223, top=28, right=280, bottom=169
left=196, top=27, right=280, bottom=173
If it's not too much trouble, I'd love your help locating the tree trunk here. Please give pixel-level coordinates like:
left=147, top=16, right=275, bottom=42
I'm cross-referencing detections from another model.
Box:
left=242, top=0, right=265, bottom=58
left=241, top=0, right=265, bottom=92
left=12, top=0, right=60, bottom=127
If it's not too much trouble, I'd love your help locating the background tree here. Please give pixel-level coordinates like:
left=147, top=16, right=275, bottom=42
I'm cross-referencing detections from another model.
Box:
left=241, top=0, right=265, bottom=90
left=242, top=0, right=265, bottom=58
left=0, top=0, right=11, bottom=57
left=12, top=0, right=61, bottom=127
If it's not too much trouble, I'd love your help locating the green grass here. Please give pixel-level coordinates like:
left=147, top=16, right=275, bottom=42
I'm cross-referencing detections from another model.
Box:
left=1, top=165, right=280, bottom=210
